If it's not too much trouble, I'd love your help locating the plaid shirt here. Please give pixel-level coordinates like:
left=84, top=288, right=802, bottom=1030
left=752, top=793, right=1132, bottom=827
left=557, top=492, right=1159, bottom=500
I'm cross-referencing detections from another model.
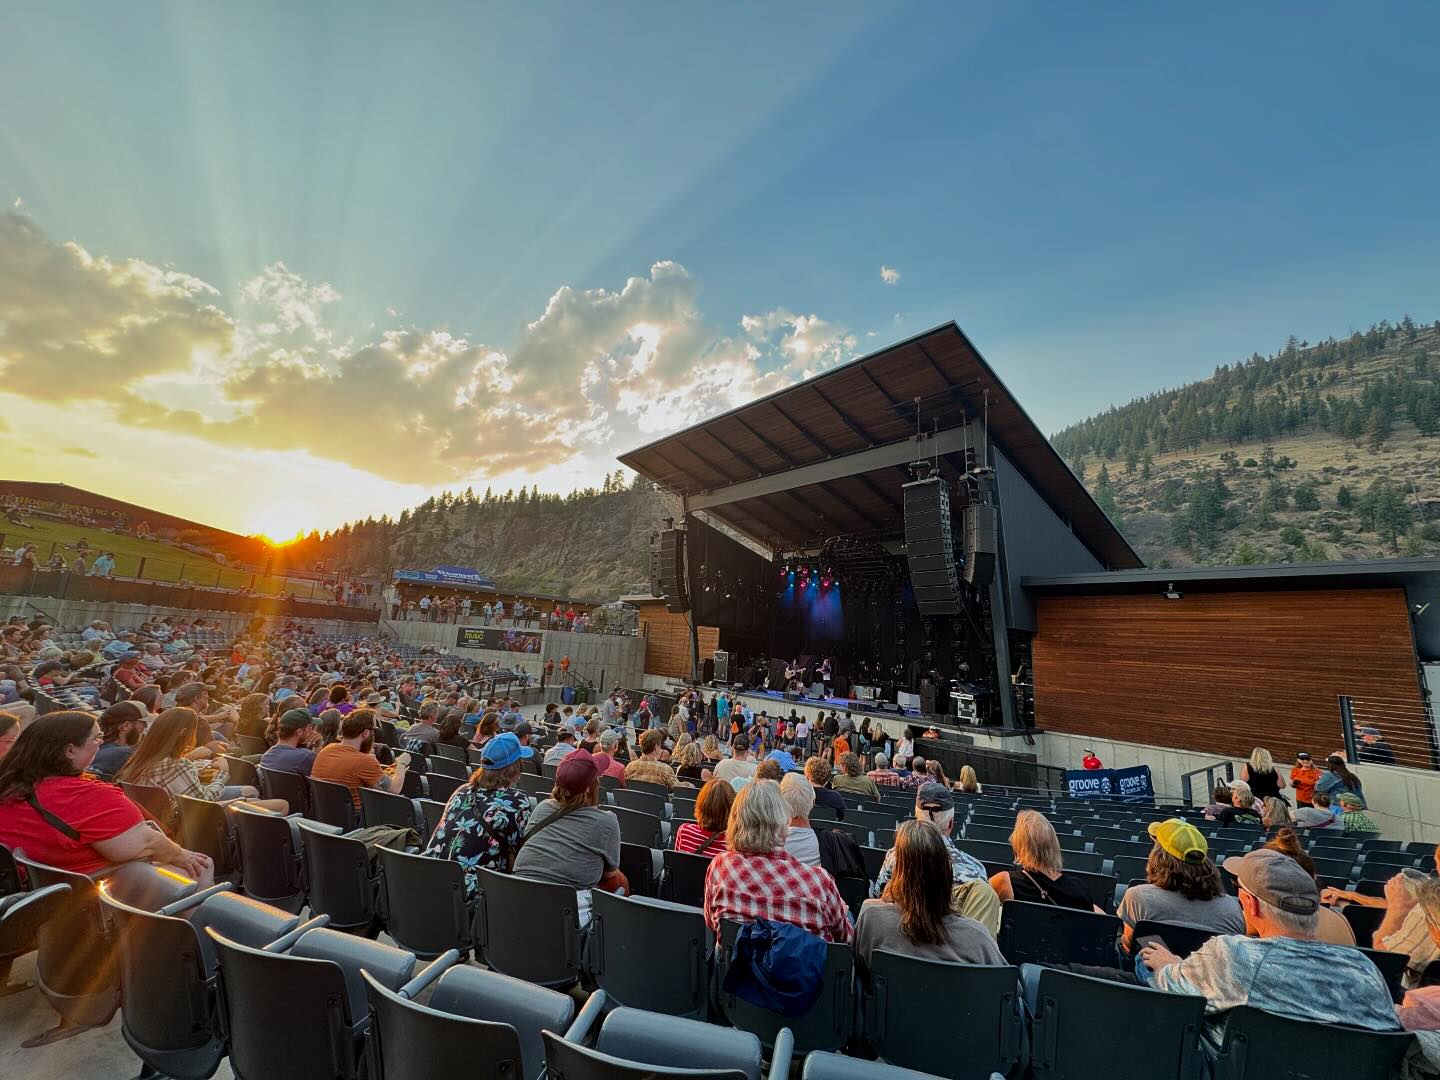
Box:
left=129, top=756, right=228, bottom=804
left=867, top=768, right=905, bottom=787
left=703, top=848, right=853, bottom=943
left=623, top=757, right=684, bottom=790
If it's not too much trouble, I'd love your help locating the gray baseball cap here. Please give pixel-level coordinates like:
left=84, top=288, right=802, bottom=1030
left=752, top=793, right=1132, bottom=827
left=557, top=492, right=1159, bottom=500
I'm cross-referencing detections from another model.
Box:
left=1221, top=848, right=1319, bottom=914
left=915, top=782, right=954, bottom=812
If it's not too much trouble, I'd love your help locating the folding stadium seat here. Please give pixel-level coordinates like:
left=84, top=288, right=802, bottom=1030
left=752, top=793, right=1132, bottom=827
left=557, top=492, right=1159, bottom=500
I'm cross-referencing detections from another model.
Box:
left=1308, top=855, right=1358, bottom=882
left=860, top=844, right=887, bottom=883
left=1360, top=946, right=1410, bottom=1004
left=800, top=1052, right=945, bottom=1080
left=208, top=923, right=416, bottom=1080
left=1131, top=920, right=1222, bottom=960
left=612, top=787, right=669, bottom=818
left=660, top=848, right=710, bottom=908
left=954, top=837, right=1016, bottom=867
left=473, top=867, right=585, bottom=988
left=1358, top=850, right=1423, bottom=874
left=826, top=819, right=876, bottom=847
left=8, top=851, right=128, bottom=1043
left=518, top=772, right=554, bottom=800
left=1021, top=964, right=1206, bottom=1080
left=1406, top=839, right=1439, bottom=858
left=0, top=881, right=69, bottom=998
left=672, top=795, right=698, bottom=819
left=619, top=842, right=662, bottom=898
left=1062, top=868, right=1119, bottom=912
left=99, top=876, right=300, bottom=1079
left=363, top=952, right=576, bottom=1079
left=296, top=822, right=379, bottom=935
left=1057, top=850, right=1106, bottom=875
left=121, top=781, right=177, bottom=833
left=435, top=741, right=470, bottom=764
left=550, top=998, right=786, bottom=1080
left=625, top=778, right=670, bottom=799
left=1204, top=1005, right=1415, bottom=1080
left=175, top=794, right=241, bottom=884
left=360, top=786, right=423, bottom=831
left=1110, top=854, right=1149, bottom=886
left=423, top=771, right=464, bottom=804
left=997, top=901, right=1123, bottom=969
left=587, top=890, right=709, bottom=1019
left=1089, top=837, right=1150, bottom=860
left=715, top=918, right=855, bottom=1054
left=963, top=822, right=1017, bottom=844
left=236, top=734, right=269, bottom=756
left=810, top=802, right=839, bottom=821
left=416, top=797, right=447, bottom=840
left=860, top=951, right=1025, bottom=1078
left=230, top=804, right=308, bottom=912
left=604, top=805, right=668, bottom=848
left=220, top=753, right=261, bottom=790
left=307, top=776, right=360, bottom=830
left=969, top=812, right=1018, bottom=830
left=374, top=846, right=479, bottom=959
left=257, top=765, right=310, bottom=817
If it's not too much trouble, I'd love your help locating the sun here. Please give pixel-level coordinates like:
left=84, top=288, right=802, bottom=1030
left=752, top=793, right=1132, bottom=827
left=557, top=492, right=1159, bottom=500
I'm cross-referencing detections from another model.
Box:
left=247, top=500, right=313, bottom=547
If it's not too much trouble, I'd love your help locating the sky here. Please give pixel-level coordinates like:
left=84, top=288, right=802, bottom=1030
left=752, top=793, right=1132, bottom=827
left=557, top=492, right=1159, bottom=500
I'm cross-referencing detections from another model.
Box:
left=2, top=1, right=1438, bottom=540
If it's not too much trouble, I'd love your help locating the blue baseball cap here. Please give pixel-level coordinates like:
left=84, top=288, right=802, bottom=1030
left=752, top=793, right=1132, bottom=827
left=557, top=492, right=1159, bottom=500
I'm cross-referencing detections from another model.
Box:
left=480, top=732, right=533, bottom=770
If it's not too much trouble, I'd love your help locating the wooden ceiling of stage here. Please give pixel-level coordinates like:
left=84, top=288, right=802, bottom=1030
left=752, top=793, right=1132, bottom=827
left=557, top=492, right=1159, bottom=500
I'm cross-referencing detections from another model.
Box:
left=618, top=322, right=1143, bottom=570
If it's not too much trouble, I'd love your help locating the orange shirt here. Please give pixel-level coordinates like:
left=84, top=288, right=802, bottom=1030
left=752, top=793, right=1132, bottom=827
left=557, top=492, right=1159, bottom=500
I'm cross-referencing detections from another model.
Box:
left=311, top=743, right=384, bottom=808
left=1290, top=764, right=1322, bottom=805
left=832, top=733, right=851, bottom=765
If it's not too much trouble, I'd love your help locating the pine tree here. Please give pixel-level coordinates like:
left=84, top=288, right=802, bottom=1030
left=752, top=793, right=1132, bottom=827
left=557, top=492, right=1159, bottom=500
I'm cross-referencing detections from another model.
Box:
left=1366, top=406, right=1392, bottom=451
left=1336, top=484, right=1354, bottom=509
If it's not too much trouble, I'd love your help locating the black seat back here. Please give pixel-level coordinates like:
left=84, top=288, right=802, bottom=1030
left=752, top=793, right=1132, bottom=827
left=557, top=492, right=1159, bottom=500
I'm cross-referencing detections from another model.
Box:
left=258, top=766, right=310, bottom=816
left=298, top=824, right=377, bottom=933
left=1132, top=920, right=1221, bottom=960
left=175, top=795, right=239, bottom=882
left=474, top=867, right=583, bottom=987
left=661, top=849, right=712, bottom=907
left=360, top=786, right=420, bottom=831
left=1208, top=1005, right=1414, bottom=1080
left=376, top=846, right=476, bottom=959
left=863, top=952, right=1023, bottom=1078
left=997, top=901, right=1122, bottom=968
left=588, top=891, right=707, bottom=1019
left=230, top=805, right=305, bottom=913
left=308, top=777, right=360, bottom=831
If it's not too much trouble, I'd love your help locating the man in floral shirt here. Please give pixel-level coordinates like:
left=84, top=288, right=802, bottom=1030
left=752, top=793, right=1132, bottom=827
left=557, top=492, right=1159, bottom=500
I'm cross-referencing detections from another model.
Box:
left=423, top=732, right=533, bottom=898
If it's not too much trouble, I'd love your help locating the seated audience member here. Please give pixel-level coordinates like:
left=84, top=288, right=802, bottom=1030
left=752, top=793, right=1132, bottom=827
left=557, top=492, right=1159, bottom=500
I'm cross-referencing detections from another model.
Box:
left=543, top=727, right=578, bottom=765
left=873, top=783, right=999, bottom=932
left=0, top=712, right=18, bottom=761
left=424, top=732, right=533, bottom=898
left=596, top=729, right=626, bottom=781
left=311, top=708, right=411, bottom=809
left=955, top=765, right=982, bottom=793
left=258, top=709, right=318, bottom=777
left=1294, top=790, right=1342, bottom=830
left=1140, top=849, right=1400, bottom=1031
left=118, top=708, right=287, bottom=814
left=867, top=752, right=902, bottom=787
left=435, top=709, right=470, bottom=748
left=1202, top=780, right=1233, bottom=818
left=1261, top=796, right=1294, bottom=830
left=1205, top=780, right=1262, bottom=825
left=712, top=734, right=757, bottom=787
left=0, top=711, right=214, bottom=884
left=855, top=819, right=1006, bottom=974
left=90, top=702, right=148, bottom=779
left=990, top=809, right=1103, bottom=912
left=673, top=778, right=735, bottom=857
left=754, top=758, right=784, bottom=782
left=1395, top=879, right=1440, bottom=1030
left=1117, top=819, right=1245, bottom=952
left=673, top=741, right=710, bottom=784
left=1337, top=791, right=1381, bottom=835
left=781, top=771, right=823, bottom=867
left=805, top=756, right=847, bottom=818
left=703, top=778, right=853, bottom=944
left=512, top=749, right=622, bottom=925
left=315, top=707, right=344, bottom=748
left=624, top=728, right=690, bottom=790
left=401, top=701, right=442, bottom=754
left=831, top=752, right=881, bottom=798
left=235, top=692, right=271, bottom=741
left=1262, top=827, right=1355, bottom=945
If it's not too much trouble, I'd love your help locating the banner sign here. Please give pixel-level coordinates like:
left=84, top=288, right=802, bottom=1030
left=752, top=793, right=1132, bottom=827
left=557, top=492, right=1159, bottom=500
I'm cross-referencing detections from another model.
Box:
left=394, top=565, right=496, bottom=589
left=1063, top=764, right=1154, bottom=801
left=456, top=626, right=542, bottom=653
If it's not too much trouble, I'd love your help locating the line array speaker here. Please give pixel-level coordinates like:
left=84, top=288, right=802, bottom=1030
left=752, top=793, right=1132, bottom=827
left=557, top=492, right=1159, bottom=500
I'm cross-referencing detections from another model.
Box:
left=903, top=476, right=961, bottom=616
left=964, top=503, right=997, bottom=587
left=648, top=546, right=663, bottom=598
left=657, top=528, right=689, bottom=613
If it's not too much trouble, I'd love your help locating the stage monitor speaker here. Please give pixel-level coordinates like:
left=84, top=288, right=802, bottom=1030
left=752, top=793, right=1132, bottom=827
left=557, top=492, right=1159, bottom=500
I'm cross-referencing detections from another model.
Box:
left=713, top=650, right=730, bottom=684
left=657, top=528, right=689, bottom=613
left=903, top=476, right=961, bottom=616
left=964, top=504, right=997, bottom=587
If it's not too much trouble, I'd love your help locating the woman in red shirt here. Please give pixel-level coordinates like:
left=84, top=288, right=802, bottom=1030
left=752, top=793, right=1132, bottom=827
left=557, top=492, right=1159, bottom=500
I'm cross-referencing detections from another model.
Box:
left=0, top=711, right=213, bottom=883
left=673, top=778, right=735, bottom=857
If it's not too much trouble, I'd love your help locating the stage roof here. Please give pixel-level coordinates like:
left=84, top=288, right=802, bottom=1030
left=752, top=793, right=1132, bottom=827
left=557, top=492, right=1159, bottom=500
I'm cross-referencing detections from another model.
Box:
left=618, top=323, right=1142, bottom=570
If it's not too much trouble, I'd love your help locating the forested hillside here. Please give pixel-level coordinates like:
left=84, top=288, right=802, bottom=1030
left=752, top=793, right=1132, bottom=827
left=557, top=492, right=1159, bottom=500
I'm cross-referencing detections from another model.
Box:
left=1051, top=316, right=1440, bottom=567
left=282, top=473, right=673, bottom=599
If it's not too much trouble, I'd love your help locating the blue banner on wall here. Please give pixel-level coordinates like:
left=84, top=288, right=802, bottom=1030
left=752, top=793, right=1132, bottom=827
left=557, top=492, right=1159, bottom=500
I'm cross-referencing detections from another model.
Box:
left=1063, top=764, right=1154, bottom=801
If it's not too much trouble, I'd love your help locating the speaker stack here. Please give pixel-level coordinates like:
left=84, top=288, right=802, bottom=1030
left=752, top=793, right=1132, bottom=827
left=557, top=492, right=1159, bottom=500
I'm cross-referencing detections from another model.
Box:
left=656, top=528, right=689, bottom=613
left=964, top=504, right=997, bottom=587
left=903, top=476, right=961, bottom=616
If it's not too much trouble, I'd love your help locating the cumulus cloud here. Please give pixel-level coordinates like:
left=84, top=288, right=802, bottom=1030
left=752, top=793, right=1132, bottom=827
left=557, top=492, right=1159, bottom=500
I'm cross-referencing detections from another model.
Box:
left=61, top=446, right=99, bottom=458
left=0, top=212, right=860, bottom=486
left=880, top=265, right=900, bottom=285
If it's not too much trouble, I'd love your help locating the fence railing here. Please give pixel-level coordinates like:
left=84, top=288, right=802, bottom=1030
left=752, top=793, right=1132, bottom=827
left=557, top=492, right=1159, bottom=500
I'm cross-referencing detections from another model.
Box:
left=1338, top=693, right=1440, bottom=772
left=1180, top=759, right=1236, bottom=805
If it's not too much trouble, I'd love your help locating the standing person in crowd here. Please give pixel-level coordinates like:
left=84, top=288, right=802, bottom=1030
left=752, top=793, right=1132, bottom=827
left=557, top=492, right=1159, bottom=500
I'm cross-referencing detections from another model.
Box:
left=511, top=749, right=622, bottom=926
left=1289, top=751, right=1322, bottom=807
left=673, top=778, right=735, bottom=857
left=855, top=819, right=1006, bottom=974
left=0, top=712, right=214, bottom=884
left=424, top=732, right=533, bottom=898
left=990, top=810, right=1103, bottom=911
left=1139, top=849, right=1400, bottom=1032
left=831, top=752, right=881, bottom=798
left=1117, top=819, right=1245, bottom=953
left=1357, top=726, right=1398, bottom=766
left=118, top=708, right=289, bottom=813
left=311, top=709, right=411, bottom=809
left=90, top=701, right=147, bottom=779
left=872, top=783, right=998, bottom=931
left=1314, top=755, right=1366, bottom=807
left=702, top=779, right=852, bottom=944
left=1240, top=747, right=1285, bottom=802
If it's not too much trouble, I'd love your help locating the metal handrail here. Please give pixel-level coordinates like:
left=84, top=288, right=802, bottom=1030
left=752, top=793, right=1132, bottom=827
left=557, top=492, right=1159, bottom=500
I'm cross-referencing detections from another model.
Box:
left=1180, top=759, right=1235, bottom=805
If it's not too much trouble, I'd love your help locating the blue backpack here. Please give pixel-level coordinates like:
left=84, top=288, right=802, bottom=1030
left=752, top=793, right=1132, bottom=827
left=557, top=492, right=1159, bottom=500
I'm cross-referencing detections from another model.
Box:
left=722, top=919, right=827, bottom=1018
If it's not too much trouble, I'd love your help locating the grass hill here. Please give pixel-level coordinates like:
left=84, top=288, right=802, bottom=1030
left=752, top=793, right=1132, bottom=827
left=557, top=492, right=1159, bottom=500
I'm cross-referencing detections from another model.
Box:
left=1050, top=316, right=1440, bottom=567
left=291, top=476, right=673, bottom=600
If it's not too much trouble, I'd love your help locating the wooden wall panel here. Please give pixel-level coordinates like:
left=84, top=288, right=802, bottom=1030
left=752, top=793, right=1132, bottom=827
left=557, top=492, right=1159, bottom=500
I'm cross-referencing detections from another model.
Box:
left=636, top=601, right=719, bottom=682
left=1033, top=589, right=1432, bottom=769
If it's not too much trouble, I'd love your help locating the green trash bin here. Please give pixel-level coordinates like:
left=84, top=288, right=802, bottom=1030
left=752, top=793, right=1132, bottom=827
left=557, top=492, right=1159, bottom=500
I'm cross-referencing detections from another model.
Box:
left=575, top=686, right=589, bottom=704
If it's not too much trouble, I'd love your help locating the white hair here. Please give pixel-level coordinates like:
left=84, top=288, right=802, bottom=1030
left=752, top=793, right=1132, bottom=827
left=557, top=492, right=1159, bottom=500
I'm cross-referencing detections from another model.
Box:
left=916, top=805, right=955, bottom=835
left=911, top=756, right=926, bottom=772
left=728, top=779, right=788, bottom=854
left=1253, top=894, right=1319, bottom=936
left=779, top=773, right=816, bottom=821
left=599, top=729, right=620, bottom=750
left=873, top=751, right=889, bottom=769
